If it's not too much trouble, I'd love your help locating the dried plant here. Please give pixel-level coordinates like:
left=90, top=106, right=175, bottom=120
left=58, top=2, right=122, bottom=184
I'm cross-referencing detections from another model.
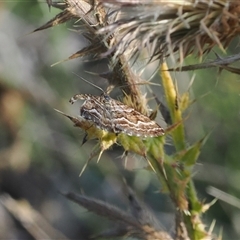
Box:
left=63, top=186, right=174, bottom=240
left=97, top=0, right=240, bottom=64
left=37, top=0, right=240, bottom=68
left=31, top=0, right=240, bottom=239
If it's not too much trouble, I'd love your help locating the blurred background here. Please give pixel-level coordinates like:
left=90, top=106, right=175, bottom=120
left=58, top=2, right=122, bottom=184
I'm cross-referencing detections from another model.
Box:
left=0, top=0, right=240, bottom=239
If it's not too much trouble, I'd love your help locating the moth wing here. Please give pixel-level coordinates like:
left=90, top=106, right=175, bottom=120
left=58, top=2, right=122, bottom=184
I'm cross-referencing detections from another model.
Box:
left=110, top=101, right=163, bottom=137
left=80, top=96, right=113, bottom=132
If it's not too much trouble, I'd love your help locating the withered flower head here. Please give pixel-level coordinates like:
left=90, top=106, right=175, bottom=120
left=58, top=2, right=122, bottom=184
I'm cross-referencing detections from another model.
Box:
left=98, top=0, right=240, bottom=64
left=36, top=0, right=240, bottom=68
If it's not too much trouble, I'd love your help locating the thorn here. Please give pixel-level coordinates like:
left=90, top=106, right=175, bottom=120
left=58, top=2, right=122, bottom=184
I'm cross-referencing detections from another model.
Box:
left=79, top=143, right=105, bottom=176
left=81, top=134, right=88, bottom=146
left=145, top=155, right=156, bottom=173
left=79, top=146, right=100, bottom=176
left=162, top=162, right=167, bottom=180
left=79, top=156, right=92, bottom=177
left=54, top=108, right=66, bottom=116
left=51, top=59, right=68, bottom=67
left=79, top=160, right=89, bottom=177
left=123, top=151, right=128, bottom=168
left=213, top=50, right=223, bottom=60
left=46, top=0, right=52, bottom=11
left=96, top=149, right=104, bottom=163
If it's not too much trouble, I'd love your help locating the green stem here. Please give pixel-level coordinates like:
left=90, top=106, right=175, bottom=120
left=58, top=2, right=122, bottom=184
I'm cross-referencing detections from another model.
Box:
left=160, top=63, right=185, bottom=151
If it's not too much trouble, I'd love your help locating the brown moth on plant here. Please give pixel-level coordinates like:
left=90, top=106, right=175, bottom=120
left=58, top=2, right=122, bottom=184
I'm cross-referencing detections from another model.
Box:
left=56, top=77, right=166, bottom=175
left=69, top=92, right=165, bottom=138
left=69, top=74, right=164, bottom=138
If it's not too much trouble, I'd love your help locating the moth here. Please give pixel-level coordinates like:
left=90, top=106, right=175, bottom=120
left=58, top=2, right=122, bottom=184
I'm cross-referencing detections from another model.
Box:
left=69, top=92, right=164, bottom=138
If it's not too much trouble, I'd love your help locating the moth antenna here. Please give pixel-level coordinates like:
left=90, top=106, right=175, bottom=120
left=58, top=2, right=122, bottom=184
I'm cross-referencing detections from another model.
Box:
left=72, top=72, right=105, bottom=93
left=119, top=81, right=161, bottom=90
left=84, top=70, right=115, bottom=95
left=106, top=81, right=161, bottom=95
left=84, top=70, right=160, bottom=89
left=75, top=71, right=160, bottom=95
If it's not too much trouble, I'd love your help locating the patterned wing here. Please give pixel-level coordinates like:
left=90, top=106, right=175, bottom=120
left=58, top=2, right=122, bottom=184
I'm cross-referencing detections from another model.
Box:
left=70, top=93, right=164, bottom=137
left=109, top=98, right=164, bottom=137
left=71, top=94, right=114, bottom=132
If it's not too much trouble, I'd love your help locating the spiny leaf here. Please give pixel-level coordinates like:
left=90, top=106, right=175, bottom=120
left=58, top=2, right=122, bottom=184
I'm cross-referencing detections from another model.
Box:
left=161, top=62, right=185, bottom=150
left=33, top=10, right=74, bottom=32
left=117, top=135, right=146, bottom=157
left=63, top=192, right=139, bottom=227
left=51, top=45, right=106, bottom=66
left=175, top=132, right=210, bottom=166
left=97, top=0, right=240, bottom=64
left=62, top=188, right=173, bottom=240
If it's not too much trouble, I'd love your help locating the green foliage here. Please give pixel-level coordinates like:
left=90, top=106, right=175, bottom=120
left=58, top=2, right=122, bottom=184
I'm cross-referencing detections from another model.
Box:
left=1, top=1, right=240, bottom=239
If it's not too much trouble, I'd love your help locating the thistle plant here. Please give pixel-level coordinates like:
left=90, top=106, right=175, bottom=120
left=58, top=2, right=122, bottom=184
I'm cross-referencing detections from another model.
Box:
left=34, top=0, right=240, bottom=239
